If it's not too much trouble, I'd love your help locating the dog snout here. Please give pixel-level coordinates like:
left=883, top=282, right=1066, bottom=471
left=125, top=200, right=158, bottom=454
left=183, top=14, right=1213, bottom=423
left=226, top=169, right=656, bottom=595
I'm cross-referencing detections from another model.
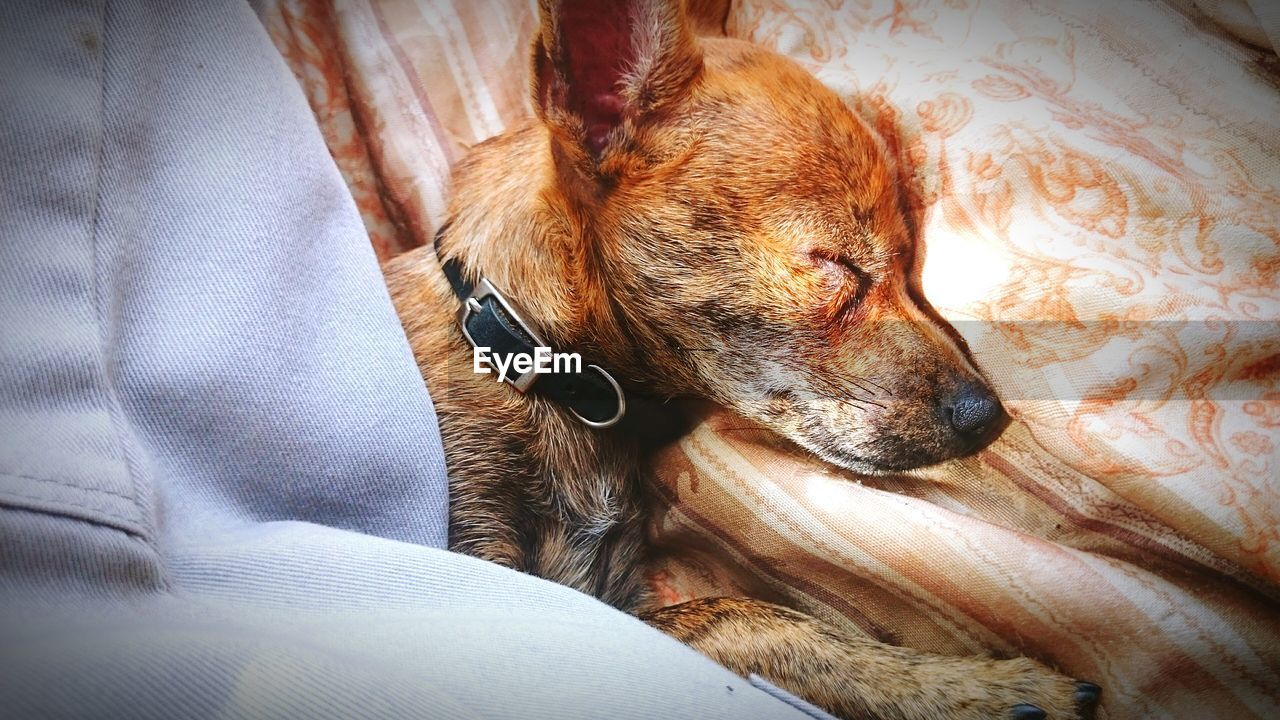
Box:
left=943, top=381, right=1006, bottom=440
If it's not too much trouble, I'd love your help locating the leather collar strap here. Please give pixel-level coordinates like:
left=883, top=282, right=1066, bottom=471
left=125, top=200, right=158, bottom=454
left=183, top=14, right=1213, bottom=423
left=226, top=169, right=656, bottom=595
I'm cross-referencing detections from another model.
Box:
left=434, top=225, right=626, bottom=428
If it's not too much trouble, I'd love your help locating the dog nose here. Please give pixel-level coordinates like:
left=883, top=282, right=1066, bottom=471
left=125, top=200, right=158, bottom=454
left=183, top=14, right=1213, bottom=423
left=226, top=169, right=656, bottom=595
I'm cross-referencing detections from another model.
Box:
left=945, top=381, right=1004, bottom=436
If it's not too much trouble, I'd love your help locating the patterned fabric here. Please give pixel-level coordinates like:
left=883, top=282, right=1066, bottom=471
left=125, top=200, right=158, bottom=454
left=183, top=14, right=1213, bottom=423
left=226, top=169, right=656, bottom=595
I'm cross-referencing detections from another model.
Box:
left=263, top=2, right=1280, bottom=718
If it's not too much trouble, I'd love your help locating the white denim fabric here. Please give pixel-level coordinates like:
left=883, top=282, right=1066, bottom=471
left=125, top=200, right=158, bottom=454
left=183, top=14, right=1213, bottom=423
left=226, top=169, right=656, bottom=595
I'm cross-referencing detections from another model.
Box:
left=0, top=1, right=814, bottom=718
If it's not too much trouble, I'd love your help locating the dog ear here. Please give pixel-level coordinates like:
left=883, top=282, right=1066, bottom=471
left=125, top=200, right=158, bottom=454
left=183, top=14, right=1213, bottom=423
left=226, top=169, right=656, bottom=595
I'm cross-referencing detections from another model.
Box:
left=533, top=0, right=702, bottom=162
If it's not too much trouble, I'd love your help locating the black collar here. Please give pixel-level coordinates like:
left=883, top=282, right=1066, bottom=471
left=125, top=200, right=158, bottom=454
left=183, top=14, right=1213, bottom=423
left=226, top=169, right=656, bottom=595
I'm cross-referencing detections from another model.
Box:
left=434, top=225, right=627, bottom=428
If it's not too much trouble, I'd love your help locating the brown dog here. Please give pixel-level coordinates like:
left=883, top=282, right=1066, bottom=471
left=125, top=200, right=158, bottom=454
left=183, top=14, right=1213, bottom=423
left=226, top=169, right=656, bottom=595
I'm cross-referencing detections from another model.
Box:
left=385, top=1, right=1101, bottom=718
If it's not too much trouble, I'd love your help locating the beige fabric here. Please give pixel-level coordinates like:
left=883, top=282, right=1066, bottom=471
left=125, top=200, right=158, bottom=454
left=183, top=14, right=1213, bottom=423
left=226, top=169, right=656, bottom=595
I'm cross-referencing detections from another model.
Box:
left=264, top=2, right=1280, bottom=718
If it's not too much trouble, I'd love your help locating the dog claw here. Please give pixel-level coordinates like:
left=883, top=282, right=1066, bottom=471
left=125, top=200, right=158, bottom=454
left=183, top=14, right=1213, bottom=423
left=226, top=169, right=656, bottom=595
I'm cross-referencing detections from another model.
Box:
left=1075, top=681, right=1101, bottom=715
left=1010, top=703, right=1046, bottom=720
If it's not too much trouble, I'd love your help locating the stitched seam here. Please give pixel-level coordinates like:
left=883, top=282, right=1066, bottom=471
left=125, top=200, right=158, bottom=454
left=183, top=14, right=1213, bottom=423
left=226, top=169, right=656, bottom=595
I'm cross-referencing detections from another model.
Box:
left=0, top=469, right=138, bottom=503
left=0, top=483, right=144, bottom=530
left=748, top=675, right=840, bottom=720
left=0, top=502, right=160, bottom=557
left=83, top=0, right=152, bottom=538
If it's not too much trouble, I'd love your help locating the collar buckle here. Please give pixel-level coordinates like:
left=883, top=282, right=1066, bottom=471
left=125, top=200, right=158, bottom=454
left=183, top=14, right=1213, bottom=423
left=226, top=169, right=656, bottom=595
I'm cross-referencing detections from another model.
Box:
left=457, top=277, right=545, bottom=394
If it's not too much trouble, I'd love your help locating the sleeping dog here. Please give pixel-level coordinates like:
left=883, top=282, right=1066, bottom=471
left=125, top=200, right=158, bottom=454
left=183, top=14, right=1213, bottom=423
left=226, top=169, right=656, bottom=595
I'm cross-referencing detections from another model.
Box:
left=385, top=1, right=1101, bottom=717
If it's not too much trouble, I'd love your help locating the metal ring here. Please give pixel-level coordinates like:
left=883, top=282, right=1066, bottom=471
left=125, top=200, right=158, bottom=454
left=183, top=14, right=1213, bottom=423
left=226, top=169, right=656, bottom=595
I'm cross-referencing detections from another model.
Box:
left=571, top=364, right=626, bottom=429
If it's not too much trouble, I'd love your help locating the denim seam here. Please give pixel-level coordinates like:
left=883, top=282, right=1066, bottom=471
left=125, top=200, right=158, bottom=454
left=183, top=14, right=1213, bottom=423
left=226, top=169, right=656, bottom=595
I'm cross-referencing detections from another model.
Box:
left=747, top=674, right=840, bottom=720
left=83, top=0, right=156, bottom=546
left=0, top=471, right=148, bottom=533
left=0, top=468, right=138, bottom=503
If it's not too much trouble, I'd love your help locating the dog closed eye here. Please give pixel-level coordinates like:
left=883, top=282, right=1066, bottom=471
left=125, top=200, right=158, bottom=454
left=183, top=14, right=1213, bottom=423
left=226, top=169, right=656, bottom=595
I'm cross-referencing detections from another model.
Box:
left=809, top=251, right=868, bottom=319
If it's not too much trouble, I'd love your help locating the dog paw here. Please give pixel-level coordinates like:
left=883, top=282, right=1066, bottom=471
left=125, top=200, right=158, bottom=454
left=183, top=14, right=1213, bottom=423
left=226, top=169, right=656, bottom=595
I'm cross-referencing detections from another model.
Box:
left=972, top=657, right=1101, bottom=720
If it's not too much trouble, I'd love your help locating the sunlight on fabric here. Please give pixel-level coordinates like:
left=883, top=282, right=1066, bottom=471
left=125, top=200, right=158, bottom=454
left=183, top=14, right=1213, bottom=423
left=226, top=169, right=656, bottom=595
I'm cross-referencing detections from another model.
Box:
left=804, top=473, right=863, bottom=512
left=921, top=233, right=1013, bottom=312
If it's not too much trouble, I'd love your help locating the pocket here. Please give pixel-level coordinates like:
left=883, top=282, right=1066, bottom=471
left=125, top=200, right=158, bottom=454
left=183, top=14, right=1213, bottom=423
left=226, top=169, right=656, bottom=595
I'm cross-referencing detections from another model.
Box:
left=0, top=0, right=152, bottom=541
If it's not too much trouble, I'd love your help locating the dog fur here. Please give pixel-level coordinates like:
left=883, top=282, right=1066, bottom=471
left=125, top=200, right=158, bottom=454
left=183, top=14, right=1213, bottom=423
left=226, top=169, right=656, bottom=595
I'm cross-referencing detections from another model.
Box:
left=384, top=1, right=1100, bottom=717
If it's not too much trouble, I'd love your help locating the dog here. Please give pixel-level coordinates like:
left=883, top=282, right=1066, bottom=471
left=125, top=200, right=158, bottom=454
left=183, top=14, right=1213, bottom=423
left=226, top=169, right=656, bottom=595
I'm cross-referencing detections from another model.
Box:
left=384, top=1, right=1101, bottom=718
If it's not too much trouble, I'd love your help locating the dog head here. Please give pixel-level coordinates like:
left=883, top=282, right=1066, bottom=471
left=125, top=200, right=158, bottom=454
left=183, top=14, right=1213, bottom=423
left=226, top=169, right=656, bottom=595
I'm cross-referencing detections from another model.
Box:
left=529, top=0, right=1005, bottom=473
